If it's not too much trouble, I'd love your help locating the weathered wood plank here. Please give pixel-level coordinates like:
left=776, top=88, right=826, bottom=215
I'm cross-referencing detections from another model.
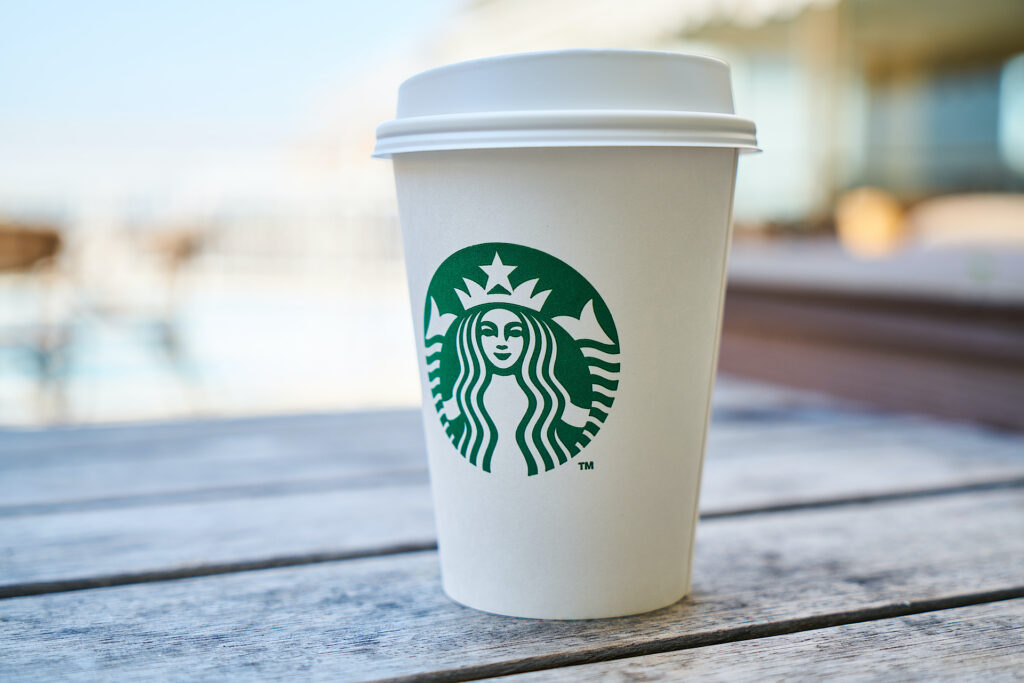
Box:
left=3, top=419, right=1023, bottom=587
left=0, top=482, right=436, bottom=589
left=1, top=490, right=1021, bottom=681
left=4, top=398, right=1021, bottom=512
left=699, top=414, right=1024, bottom=513
left=0, top=378, right=825, bottom=491
left=491, top=599, right=1024, bottom=682
left=13, top=374, right=1020, bottom=513
left=0, top=378, right=811, bottom=453
left=0, top=410, right=427, bottom=508
left=0, top=409, right=422, bottom=453
left=4, top=408, right=1024, bottom=588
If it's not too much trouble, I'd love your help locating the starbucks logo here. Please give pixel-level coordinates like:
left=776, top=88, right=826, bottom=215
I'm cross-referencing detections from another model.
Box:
left=424, top=242, right=620, bottom=476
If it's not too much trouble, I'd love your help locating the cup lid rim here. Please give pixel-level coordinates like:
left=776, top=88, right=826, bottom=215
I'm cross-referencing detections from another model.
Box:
left=374, top=49, right=758, bottom=157
left=374, top=110, right=759, bottom=158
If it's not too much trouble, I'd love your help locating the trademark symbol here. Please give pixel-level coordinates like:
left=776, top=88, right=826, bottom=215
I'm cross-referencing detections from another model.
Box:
left=578, top=461, right=594, bottom=471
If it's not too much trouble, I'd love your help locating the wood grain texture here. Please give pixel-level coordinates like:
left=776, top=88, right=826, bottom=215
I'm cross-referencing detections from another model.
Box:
left=1, top=490, right=1022, bottom=681
left=0, top=377, right=810, bottom=453
left=3, top=410, right=1023, bottom=588
left=491, top=599, right=1024, bottom=682
left=0, top=409, right=422, bottom=453
left=4, top=395, right=1021, bottom=514
left=0, top=410, right=427, bottom=509
left=0, top=482, right=436, bottom=588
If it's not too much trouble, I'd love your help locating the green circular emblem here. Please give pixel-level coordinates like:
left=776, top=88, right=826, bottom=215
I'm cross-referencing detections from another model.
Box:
left=424, top=242, right=620, bottom=476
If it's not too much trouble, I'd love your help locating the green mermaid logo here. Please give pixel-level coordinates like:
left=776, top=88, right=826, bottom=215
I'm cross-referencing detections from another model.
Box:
left=424, top=242, right=620, bottom=476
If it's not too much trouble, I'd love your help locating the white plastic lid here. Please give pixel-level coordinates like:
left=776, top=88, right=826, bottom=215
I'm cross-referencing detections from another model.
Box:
left=373, top=49, right=758, bottom=158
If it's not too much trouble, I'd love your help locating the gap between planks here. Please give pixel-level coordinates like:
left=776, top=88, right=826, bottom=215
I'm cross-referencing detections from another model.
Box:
left=479, top=599, right=1024, bottom=682
left=368, top=589, right=1024, bottom=683
left=3, top=476, right=1022, bottom=600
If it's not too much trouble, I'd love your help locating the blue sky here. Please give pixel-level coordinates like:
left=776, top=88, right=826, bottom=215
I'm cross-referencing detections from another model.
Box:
left=0, top=1, right=458, bottom=164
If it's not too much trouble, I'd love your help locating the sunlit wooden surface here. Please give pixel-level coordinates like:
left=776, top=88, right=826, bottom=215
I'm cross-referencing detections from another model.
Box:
left=1, top=377, right=1022, bottom=680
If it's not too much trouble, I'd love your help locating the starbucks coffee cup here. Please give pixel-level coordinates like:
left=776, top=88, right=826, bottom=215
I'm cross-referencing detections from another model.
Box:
left=374, top=50, right=757, bottom=619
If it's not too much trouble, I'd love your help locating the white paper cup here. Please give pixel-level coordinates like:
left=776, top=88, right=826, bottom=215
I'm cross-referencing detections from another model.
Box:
left=375, top=50, right=757, bottom=619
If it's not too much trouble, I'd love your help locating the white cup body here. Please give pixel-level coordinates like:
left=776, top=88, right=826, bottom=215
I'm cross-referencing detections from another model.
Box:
left=394, top=146, right=738, bottom=619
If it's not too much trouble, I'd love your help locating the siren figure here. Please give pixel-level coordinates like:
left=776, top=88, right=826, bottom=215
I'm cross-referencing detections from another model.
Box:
left=425, top=249, right=619, bottom=476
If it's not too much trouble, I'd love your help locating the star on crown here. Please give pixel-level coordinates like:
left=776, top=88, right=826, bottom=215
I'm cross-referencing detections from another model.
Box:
left=454, top=253, right=551, bottom=312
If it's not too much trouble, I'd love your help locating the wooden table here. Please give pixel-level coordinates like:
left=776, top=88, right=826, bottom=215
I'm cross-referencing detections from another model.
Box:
left=2, top=378, right=1023, bottom=680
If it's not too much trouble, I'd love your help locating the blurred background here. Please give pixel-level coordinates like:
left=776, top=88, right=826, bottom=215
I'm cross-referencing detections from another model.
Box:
left=2, top=0, right=1022, bottom=428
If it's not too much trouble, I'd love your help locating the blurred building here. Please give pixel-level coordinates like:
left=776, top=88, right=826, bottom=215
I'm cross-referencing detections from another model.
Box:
left=398, top=0, right=1024, bottom=226
left=2, top=0, right=1023, bottom=424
